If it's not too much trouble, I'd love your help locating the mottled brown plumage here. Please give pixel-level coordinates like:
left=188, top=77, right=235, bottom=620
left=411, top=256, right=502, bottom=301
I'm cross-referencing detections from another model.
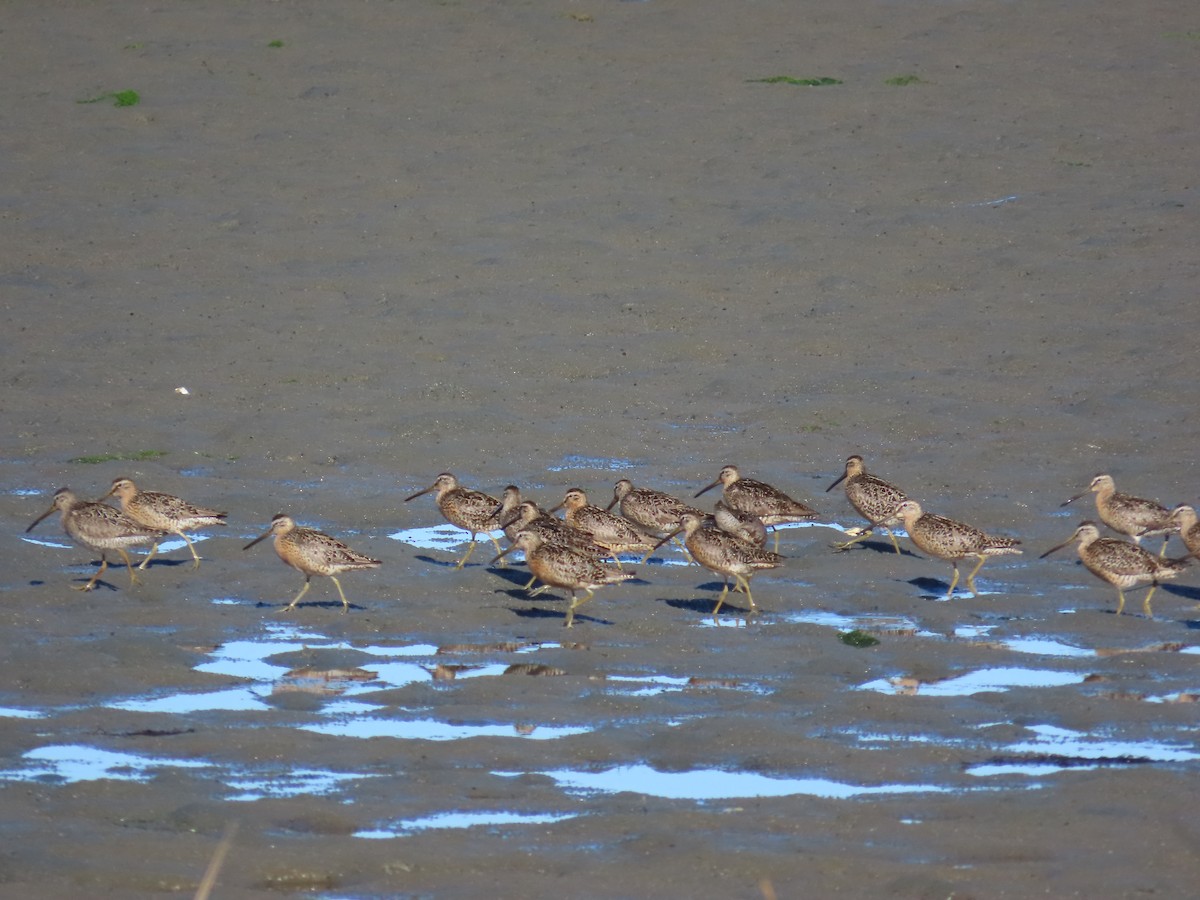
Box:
left=244, top=514, right=380, bottom=611
left=825, top=455, right=906, bottom=553
left=659, top=512, right=784, bottom=617
left=27, top=488, right=163, bottom=591
left=695, top=465, right=817, bottom=551
left=1062, top=474, right=1175, bottom=550
left=1041, top=521, right=1189, bottom=616
left=553, top=488, right=657, bottom=562
left=405, top=472, right=504, bottom=568
left=103, top=477, right=226, bottom=569
left=498, top=530, right=635, bottom=627
left=883, top=500, right=1021, bottom=600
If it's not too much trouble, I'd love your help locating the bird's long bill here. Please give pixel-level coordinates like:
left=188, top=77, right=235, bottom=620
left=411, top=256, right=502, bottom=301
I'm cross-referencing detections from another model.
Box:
left=243, top=530, right=273, bottom=551
left=404, top=485, right=435, bottom=503
left=603, top=495, right=619, bottom=512
left=1060, top=491, right=1088, bottom=508
left=25, top=504, right=57, bottom=533
left=651, top=527, right=682, bottom=553
left=1038, top=538, right=1073, bottom=560
left=694, top=479, right=721, bottom=499
left=490, top=544, right=519, bottom=565
left=825, top=472, right=847, bottom=493
left=546, top=501, right=565, bottom=515
left=99, top=484, right=118, bottom=500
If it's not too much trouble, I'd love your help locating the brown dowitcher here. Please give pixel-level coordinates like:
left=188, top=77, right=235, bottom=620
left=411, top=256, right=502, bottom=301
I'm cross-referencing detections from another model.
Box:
left=605, top=479, right=704, bottom=535
left=499, top=499, right=608, bottom=589
left=101, top=477, right=227, bottom=569
left=695, top=465, right=817, bottom=551
left=552, top=488, right=658, bottom=563
left=26, top=488, right=163, bottom=591
left=1169, top=505, right=1200, bottom=559
left=881, top=499, right=1022, bottom=600
left=243, top=514, right=381, bottom=611
left=711, top=500, right=768, bottom=548
left=494, top=529, right=635, bottom=627
left=1062, top=474, right=1176, bottom=552
left=825, top=454, right=906, bottom=553
left=1040, top=521, right=1189, bottom=616
left=657, top=512, right=784, bottom=618
left=405, top=473, right=505, bottom=568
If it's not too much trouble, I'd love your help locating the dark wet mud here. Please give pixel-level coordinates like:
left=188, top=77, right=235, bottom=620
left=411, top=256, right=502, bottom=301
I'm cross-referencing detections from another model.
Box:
left=3, top=1, right=1199, bottom=896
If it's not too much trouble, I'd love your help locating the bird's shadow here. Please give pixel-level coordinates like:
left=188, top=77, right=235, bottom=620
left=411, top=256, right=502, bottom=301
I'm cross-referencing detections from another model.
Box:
left=907, top=576, right=954, bottom=599
left=507, top=600, right=614, bottom=628
left=136, top=557, right=192, bottom=570
left=833, top=537, right=919, bottom=558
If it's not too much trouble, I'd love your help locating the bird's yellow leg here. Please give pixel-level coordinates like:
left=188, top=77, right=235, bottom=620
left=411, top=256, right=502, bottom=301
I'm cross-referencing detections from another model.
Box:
left=119, top=549, right=141, bottom=586
left=965, top=555, right=988, bottom=597
left=711, top=581, right=732, bottom=618
left=564, top=588, right=596, bottom=628
left=283, top=578, right=312, bottom=612
left=180, top=532, right=202, bottom=567
left=455, top=537, right=478, bottom=569
left=138, top=541, right=161, bottom=570
left=1142, top=584, right=1158, bottom=617
left=945, top=563, right=961, bottom=600
left=331, top=575, right=351, bottom=612
left=76, top=555, right=109, bottom=592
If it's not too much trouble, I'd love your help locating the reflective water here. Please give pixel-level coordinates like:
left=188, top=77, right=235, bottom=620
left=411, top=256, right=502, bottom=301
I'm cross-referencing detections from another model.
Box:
left=497, top=764, right=951, bottom=800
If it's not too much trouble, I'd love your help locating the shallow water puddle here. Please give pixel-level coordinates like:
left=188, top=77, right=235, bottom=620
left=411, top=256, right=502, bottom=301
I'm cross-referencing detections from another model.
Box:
left=0, top=743, right=376, bottom=799
left=967, top=724, right=1200, bottom=776
left=355, top=810, right=579, bottom=839
left=496, top=764, right=950, bottom=800
left=858, top=667, right=1087, bottom=696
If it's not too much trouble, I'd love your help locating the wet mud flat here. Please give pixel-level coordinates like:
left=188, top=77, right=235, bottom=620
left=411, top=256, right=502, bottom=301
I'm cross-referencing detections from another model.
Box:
left=4, top=0, right=1200, bottom=896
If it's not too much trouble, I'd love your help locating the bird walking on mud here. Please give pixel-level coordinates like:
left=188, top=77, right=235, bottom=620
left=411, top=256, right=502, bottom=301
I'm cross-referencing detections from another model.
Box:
left=493, top=529, right=635, bottom=627
left=500, top=500, right=609, bottom=589
left=27, top=488, right=163, bottom=591
left=826, top=455, right=906, bottom=553
left=405, top=473, right=506, bottom=568
left=551, top=488, right=658, bottom=564
left=695, top=465, right=817, bottom=552
left=244, top=514, right=381, bottom=612
left=102, top=477, right=227, bottom=569
left=1062, top=474, right=1176, bottom=553
left=656, top=512, right=784, bottom=619
left=605, top=479, right=704, bottom=536
left=1040, top=521, right=1189, bottom=616
left=878, top=500, right=1021, bottom=601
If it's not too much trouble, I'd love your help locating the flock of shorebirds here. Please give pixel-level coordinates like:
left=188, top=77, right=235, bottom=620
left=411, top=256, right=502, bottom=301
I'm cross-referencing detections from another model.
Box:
left=24, top=459, right=1200, bottom=626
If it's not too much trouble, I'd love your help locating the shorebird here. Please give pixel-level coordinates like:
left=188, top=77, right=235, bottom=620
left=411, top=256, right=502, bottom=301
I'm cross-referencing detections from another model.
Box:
left=879, top=499, right=1021, bottom=600
left=552, top=488, right=657, bottom=564
left=1062, top=474, right=1175, bottom=553
left=1040, top=521, right=1189, bottom=616
left=1169, top=505, right=1200, bottom=559
left=102, top=477, right=227, bottom=569
left=656, top=512, right=784, bottom=618
left=405, top=473, right=505, bottom=568
left=499, top=499, right=608, bottom=589
left=825, top=455, right=906, bottom=553
left=605, top=479, right=704, bottom=535
left=711, top=500, right=768, bottom=548
left=243, top=514, right=380, bottom=611
left=27, top=488, right=163, bottom=591
left=695, top=465, right=817, bottom=551
left=493, top=530, right=634, bottom=627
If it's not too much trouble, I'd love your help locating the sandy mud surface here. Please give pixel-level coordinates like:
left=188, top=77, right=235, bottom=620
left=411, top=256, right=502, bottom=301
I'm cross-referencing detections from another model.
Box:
left=2, top=1, right=1199, bottom=896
